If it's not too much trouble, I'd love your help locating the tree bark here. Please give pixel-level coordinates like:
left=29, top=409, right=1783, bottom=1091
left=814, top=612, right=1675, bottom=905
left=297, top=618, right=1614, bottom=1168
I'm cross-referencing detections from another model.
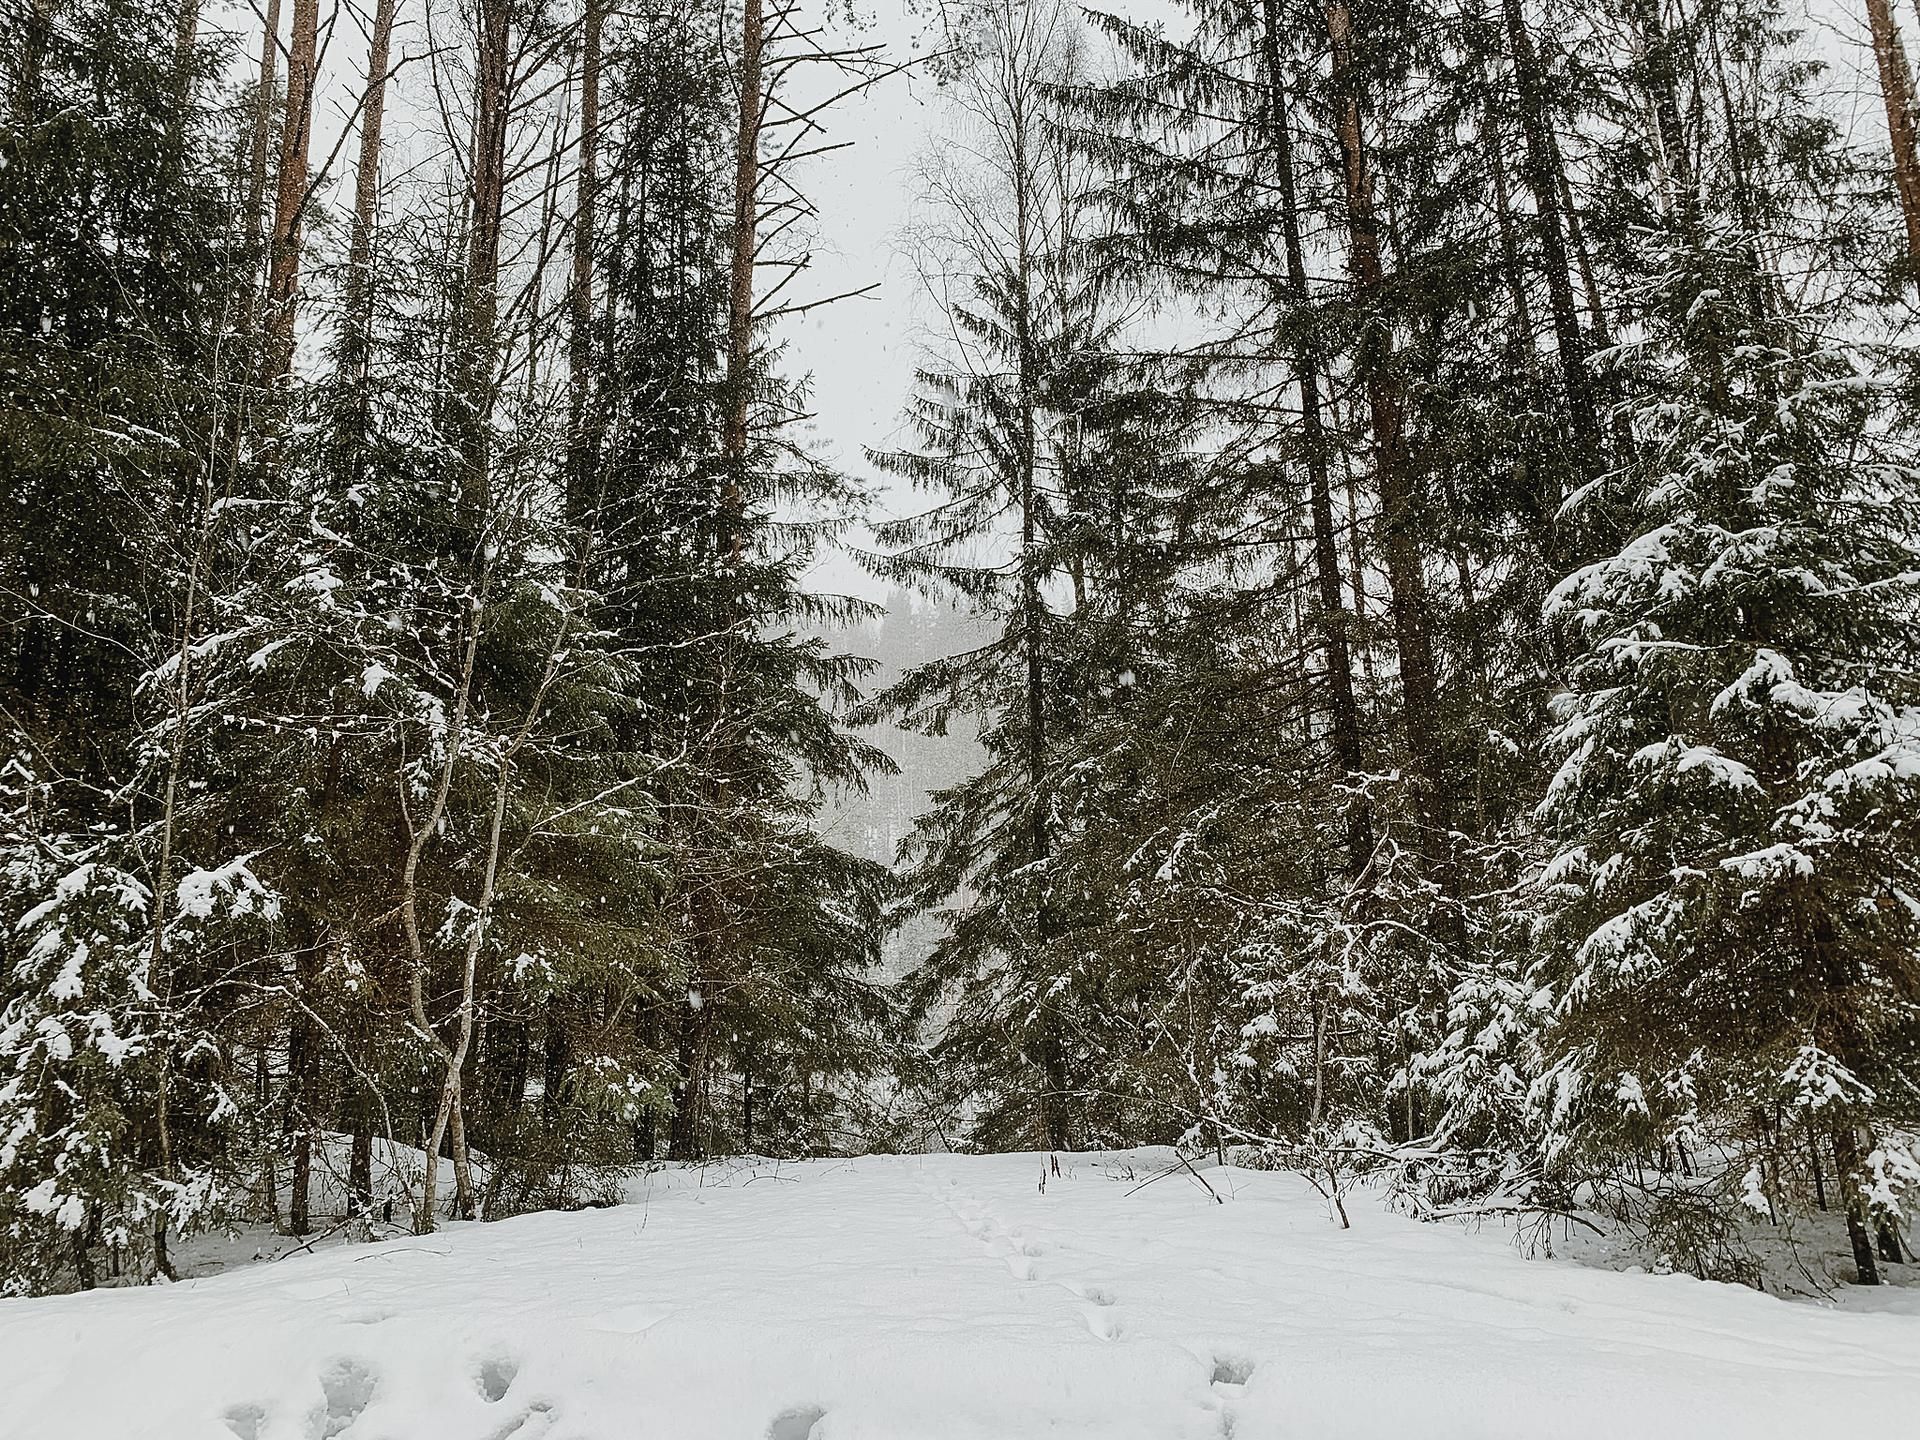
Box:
left=1483, top=100, right=1538, bottom=363
left=1834, top=1125, right=1882, bottom=1285
left=342, top=0, right=400, bottom=364
left=14, top=0, right=58, bottom=117
left=1866, top=0, right=1920, bottom=268
left=1627, top=0, right=1695, bottom=202
left=263, top=0, right=319, bottom=383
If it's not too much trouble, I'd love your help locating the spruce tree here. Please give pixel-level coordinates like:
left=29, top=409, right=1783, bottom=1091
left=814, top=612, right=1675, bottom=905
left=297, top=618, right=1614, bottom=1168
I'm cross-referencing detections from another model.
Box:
left=1534, top=0, right=1920, bottom=1282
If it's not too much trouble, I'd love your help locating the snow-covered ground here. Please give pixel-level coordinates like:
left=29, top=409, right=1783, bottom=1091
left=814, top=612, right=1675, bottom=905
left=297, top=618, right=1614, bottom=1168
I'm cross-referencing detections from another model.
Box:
left=5, top=1150, right=1919, bottom=1439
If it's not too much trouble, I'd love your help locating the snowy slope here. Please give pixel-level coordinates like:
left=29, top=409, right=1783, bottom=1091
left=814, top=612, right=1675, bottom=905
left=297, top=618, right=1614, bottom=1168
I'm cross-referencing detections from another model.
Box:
left=3, top=1150, right=1917, bottom=1439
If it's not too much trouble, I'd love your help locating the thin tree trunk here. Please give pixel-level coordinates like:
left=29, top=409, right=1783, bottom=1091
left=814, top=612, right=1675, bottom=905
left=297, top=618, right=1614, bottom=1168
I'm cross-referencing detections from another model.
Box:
left=456, top=0, right=512, bottom=525
left=144, top=373, right=227, bottom=1277
left=1018, top=197, right=1071, bottom=1157
left=667, top=962, right=715, bottom=1161
left=1323, top=0, right=1450, bottom=850
left=1310, top=995, right=1327, bottom=1127
left=421, top=600, right=578, bottom=1219
left=1483, top=100, right=1538, bottom=362
left=348, top=1120, right=372, bottom=1218
left=567, top=0, right=604, bottom=524
left=1808, top=1119, right=1828, bottom=1209
left=1554, top=143, right=1610, bottom=345
left=1628, top=0, right=1696, bottom=204
left=257, top=1045, right=280, bottom=1220
left=1259, top=0, right=1369, bottom=878
left=288, top=1133, right=313, bottom=1234
left=1498, top=0, right=1600, bottom=467
left=741, top=1055, right=754, bottom=1152
left=14, top=0, right=58, bottom=117
left=285, top=934, right=319, bottom=1236
left=421, top=764, right=509, bottom=1225
left=401, top=587, right=488, bottom=1232
left=721, top=0, right=765, bottom=561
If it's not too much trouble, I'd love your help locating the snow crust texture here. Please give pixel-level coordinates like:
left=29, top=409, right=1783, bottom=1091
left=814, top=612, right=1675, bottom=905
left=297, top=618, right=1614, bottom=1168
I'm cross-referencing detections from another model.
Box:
left=3, top=1151, right=1918, bottom=1439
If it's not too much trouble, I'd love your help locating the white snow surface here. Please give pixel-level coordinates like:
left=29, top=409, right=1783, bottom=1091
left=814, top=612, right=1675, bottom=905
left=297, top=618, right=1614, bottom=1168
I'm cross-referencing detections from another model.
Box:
left=4, top=1149, right=1919, bottom=1439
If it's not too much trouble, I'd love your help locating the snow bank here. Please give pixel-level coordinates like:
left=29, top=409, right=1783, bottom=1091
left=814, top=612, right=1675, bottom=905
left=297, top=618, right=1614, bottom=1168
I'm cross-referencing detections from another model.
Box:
left=2, top=1150, right=1917, bottom=1438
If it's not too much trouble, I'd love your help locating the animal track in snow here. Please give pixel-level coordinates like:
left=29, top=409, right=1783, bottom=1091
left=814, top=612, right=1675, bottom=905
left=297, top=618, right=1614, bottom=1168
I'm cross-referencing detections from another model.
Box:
left=765, top=1403, right=827, bottom=1439
left=1081, top=1304, right=1122, bottom=1341
left=477, top=1354, right=519, bottom=1403
left=1208, top=1355, right=1256, bottom=1439
left=314, top=1357, right=376, bottom=1438
left=1062, top=1280, right=1115, bottom=1307
left=1210, top=1355, right=1254, bottom=1387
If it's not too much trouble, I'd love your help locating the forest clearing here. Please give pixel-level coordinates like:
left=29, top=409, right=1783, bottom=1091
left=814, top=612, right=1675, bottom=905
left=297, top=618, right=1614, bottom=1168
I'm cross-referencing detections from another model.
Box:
left=10, top=0, right=1920, bottom=1427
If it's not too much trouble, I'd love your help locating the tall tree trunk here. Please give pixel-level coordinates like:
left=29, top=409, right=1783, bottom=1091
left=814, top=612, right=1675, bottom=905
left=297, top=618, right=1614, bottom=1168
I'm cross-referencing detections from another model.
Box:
left=1866, top=0, right=1920, bottom=268
left=1323, top=0, right=1449, bottom=850
left=1005, top=57, right=1070, bottom=1153
left=741, top=1055, right=754, bottom=1153
left=567, top=0, right=604, bottom=524
left=721, top=0, right=765, bottom=561
left=420, top=769, right=507, bottom=1227
left=238, top=0, right=283, bottom=343
left=456, top=0, right=512, bottom=526
left=400, top=583, right=488, bottom=1233
left=1022, top=367, right=1067, bottom=1148
left=1554, top=141, right=1611, bottom=345
left=256, top=1046, right=280, bottom=1220
left=1260, top=0, right=1370, bottom=878
left=264, top=0, right=319, bottom=384
left=1498, top=0, right=1600, bottom=470
left=1483, top=100, right=1538, bottom=363
left=342, top=0, right=400, bottom=374
left=1808, top=1119, right=1828, bottom=1209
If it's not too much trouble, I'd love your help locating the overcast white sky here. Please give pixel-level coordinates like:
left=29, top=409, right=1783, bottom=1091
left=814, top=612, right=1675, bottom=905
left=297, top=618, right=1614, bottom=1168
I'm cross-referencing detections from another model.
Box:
left=781, top=1, right=951, bottom=601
